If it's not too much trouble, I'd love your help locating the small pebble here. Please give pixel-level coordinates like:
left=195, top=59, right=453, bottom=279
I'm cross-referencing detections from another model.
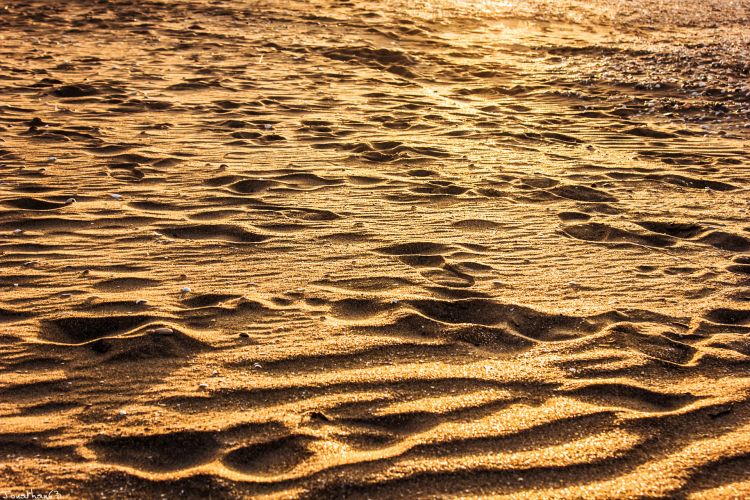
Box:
left=65, top=197, right=76, bottom=204
left=239, top=332, right=250, bottom=338
left=117, top=410, right=127, bottom=417
left=135, top=299, right=148, bottom=305
left=151, top=327, right=174, bottom=336
left=181, top=286, right=192, bottom=294
left=13, top=229, right=23, bottom=234
left=198, top=383, right=208, bottom=390
left=48, top=156, right=57, bottom=163
left=253, top=362, right=262, bottom=369
left=109, top=193, right=123, bottom=200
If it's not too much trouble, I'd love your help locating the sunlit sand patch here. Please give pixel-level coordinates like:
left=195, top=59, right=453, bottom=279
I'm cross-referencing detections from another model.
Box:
left=0, top=0, right=748, bottom=496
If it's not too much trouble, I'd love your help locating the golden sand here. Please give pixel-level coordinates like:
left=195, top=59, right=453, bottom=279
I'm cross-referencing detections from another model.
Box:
left=0, top=0, right=749, bottom=497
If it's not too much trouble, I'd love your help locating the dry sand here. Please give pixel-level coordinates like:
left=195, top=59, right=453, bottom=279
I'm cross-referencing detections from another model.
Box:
left=1, top=0, right=750, bottom=497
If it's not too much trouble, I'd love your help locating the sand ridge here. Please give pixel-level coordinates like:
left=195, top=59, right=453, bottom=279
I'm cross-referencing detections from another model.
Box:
left=0, top=0, right=749, bottom=497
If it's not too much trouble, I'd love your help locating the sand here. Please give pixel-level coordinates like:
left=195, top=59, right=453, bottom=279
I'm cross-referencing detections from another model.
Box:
left=0, top=0, right=749, bottom=497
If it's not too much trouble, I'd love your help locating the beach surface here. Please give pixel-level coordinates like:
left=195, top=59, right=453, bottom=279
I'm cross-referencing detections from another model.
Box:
left=1, top=0, right=749, bottom=497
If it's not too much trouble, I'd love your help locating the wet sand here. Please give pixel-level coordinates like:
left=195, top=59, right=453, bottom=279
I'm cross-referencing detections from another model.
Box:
left=1, top=0, right=749, bottom=497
